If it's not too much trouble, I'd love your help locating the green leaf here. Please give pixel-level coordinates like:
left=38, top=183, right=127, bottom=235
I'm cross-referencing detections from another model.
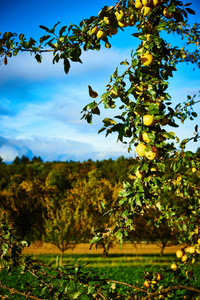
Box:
left=59, top=26, right=67, bottom=36
left=90, top=235, right=102, bottom=244
left=185, top=2, right=192, bottom=6
left=63, top=58, right=70, bottom=74
left=40, top=35, right=51, bottom=43
left=86, top=113, right=92, bottom=124
left=35, top=54, right=42, bottom=63
left=100, top=201, right=105, bottom=210
left=19, top=34, right=24, bottom=40
left=73, top=291, right=81, bottom=299
left=157, top=163, right=165, bottom=172
left=88, top=85, right=98, bottom=98
left=102, top=118, right=117, bottom=127
left=120, top=60, right=129, bottom=66
left=132, top=33, right=140, bottom=38
left=98, top=127, right=106, bottom=134
left=168, top=120, right=179, bottom=127
left=119, top=198, right=127, bottom=206
left=49, top=22, right=61, bottom=34
left=115, top=229, right=123, bottom=241
left=20, top=240, right=29, bottom=247
left=87, top=286, right=95, bottom=295
left=185, top=7, right=195, bottom=15
left=39, top=25, right=50, bottom=31
left=92, top=106, right=100, bottom=115
left=53, top=53, right=60, bottom=64
left=69, top=45, right=82, bottom=63
left=13, top=48, right=19, bottom=56
left=2, top=243, right=9, bottom=256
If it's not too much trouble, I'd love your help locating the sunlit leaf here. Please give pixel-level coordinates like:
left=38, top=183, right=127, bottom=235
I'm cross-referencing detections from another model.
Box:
left=88, top=85, right=98, bottom=98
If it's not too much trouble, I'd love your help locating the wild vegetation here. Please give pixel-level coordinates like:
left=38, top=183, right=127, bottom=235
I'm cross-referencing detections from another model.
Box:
left=1, top=0, right=200, bottom=298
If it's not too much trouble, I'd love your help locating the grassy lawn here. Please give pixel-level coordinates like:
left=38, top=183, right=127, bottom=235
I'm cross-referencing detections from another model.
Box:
left=28, top=252, right=177, bottom=268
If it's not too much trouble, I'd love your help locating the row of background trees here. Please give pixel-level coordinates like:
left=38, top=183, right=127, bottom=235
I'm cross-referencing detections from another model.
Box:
left=0, top=150, right=199, bottom=259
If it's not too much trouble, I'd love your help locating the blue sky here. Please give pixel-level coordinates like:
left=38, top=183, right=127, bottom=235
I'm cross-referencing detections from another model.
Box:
left=0, top=0, right=200, bottom=163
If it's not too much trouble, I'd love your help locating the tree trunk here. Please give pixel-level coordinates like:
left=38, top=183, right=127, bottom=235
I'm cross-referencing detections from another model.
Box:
left=102, top=244, right=109, bottom=257
left=160, top=243, right=166, bottom=257
left=60, top=251, right=64, bottom=265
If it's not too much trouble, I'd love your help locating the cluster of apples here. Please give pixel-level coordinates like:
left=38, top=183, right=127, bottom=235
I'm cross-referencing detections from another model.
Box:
left=143, top=272, right=163, bottom=290
left=176, top=241, right=200, bottom=262
left=134, top=0, right=175, bottom=19
left=114, top=8, right=136, bottom=28
left=89, top=0, right=175, bottom=41
left=89, top=6, right=136, bottom=41
left=171, top=239, right=200, bottom=271
left=134, top=0, right=161, bottom=17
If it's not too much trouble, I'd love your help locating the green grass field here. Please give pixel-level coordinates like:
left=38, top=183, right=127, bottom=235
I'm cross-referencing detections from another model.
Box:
left=1, top=254, right=200, bottom=299
left=28, top=252, right=177, bottom=268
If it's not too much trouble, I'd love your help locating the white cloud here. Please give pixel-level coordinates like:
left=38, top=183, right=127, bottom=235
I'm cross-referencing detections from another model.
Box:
left=0, top=135, right=133, bottom=163
left=0, top=145, right=19, bottom=162
left=0, top=46, right=133, bottom=82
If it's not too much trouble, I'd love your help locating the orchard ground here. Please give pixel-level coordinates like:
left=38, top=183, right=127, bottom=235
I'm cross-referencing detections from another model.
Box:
left=24, top=242, right=182, bottom=255
left=23, top=243, right=200, bottom=269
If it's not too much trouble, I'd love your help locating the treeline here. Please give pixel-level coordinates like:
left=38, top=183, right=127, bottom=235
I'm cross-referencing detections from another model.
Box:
left=0, top=151, right=199, bottom=257
left=0, top=155, right=138, bottom=256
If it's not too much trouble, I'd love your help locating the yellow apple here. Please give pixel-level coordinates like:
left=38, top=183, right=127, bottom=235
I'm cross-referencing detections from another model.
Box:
left=145, top=146, right=158, bottom=160
left=143, top=114, right=155, bottom=126
left=136, top=143, right=147, bottom=157
left=188, top=246, right=195, bottom=254
left=181, top=254, right=188, bottom=262
left=176, top=250, right=183, bottom=258
left=192, top=167, right=196, bottom=173
left=141, top=6, right=152, bottom=16
left=141, top=53, right=154, bottom=66
left=96, top=29, right=107, bottom=39
left=163, top=8, right=174, bottom=19
left=142, top=34, right=151, bottom=45
left=89, top=26, right=98, bottom=35
left=142, top=0, right=152, bottom=6
left=142, top=132, right=151, bottom=143
left=150, top=167, right=157, bottom=172
left=118, top=20, right=128, bottom=27
left=104, top=17, right=110, bottom=25
left=185, top=247, right=190, bottom=253
left=136, top=167, right=145, bottom=178
left=115, top=9, right=124, bottom=21
left=152, top=0, right=161, bottom=7
left=143, top=280, right=150, bottom=288
left=135, top=0, right=143, bottom=9
left=171, top=263, right=177, bottom=271
left=156, top=273, right=162, bottom=281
